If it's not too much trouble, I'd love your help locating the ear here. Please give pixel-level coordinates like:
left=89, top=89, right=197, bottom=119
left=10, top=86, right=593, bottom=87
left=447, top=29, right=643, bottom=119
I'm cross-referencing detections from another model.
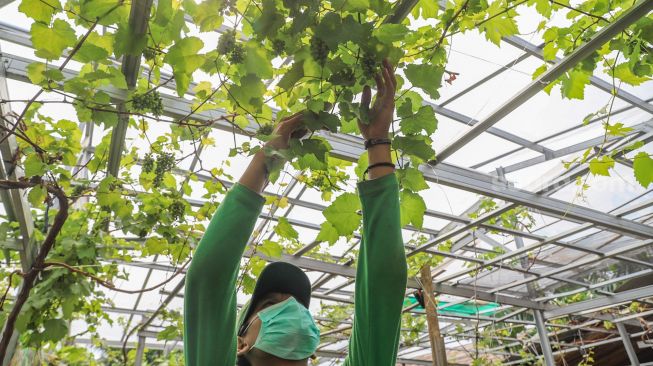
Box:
left=237, top=336, right=252, bottom=357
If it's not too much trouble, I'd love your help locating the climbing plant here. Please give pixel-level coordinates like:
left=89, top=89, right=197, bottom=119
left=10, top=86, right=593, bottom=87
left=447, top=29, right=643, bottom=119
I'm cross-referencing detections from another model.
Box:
left=0, top=0, right=650, bottom=363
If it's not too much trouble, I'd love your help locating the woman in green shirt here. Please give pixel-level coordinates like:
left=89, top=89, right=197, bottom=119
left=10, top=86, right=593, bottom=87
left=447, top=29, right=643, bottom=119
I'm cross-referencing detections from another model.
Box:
left=184, top=59, right=407, bottom=366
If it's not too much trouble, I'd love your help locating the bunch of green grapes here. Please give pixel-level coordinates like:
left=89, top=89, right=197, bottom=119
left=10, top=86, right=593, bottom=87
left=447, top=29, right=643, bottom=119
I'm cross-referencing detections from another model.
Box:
left=132, top=91, right=164, bottom=116
left=310, top=36, right=329, bottom=66
left=153, top=152, right=175, bottom=187
left=218, top=31, right=245, bottom=64
left=143, top=153, right=155, bottom=173
left=361, top=53, right=380, bottom=79
left=169, top=200, right=186, bottom=221
left=272, top=39, right=285, bottom=56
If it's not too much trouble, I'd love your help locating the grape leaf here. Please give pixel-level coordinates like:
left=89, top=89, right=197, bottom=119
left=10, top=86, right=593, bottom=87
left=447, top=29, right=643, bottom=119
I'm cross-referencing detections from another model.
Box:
left=323, top=193, right=361, bottom=236
left=399, top=167, right=429, bottom=192
left=634, top=152, right=653, bottom=188
left=400, top=190, right=426, bottom=228
left=613, top=63, right=651, bottom=86
left=393, top=135, right=435, bottom=161
left=164, top=37, right=206, bottom=96
left=588, top=155, right=614, bottom=176
left=405, top=64, right=445, bottom=100
left=275, top=217, right=298, bottom=240
left=19, top=0, right=61, bottom=23
left=316, top=221, right=339, bottom=245
left=373, top=24, right=408, bottom=44
left=400, top=105, right=438, bottom=134
left=31, top=20, right=77, bottom=60
left=259, top=239, right=283, bottom=258
left=561, top=69, right=590, bottom=100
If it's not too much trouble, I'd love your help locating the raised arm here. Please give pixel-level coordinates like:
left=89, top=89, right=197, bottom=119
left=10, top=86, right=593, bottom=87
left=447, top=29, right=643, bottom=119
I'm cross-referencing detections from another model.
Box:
left=183, top=114, right=306, bottom=366
left=345, top=60, right=408, bottom=366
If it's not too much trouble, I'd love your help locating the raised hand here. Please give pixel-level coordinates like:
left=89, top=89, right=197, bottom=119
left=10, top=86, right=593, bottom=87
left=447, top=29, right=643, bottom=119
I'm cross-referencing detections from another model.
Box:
left=264, top=112, right=308, bottom=151
left=358, top=59, right=397, bottom=140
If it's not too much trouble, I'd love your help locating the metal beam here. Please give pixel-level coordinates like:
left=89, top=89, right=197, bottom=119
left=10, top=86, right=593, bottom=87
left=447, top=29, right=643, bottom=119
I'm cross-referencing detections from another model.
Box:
left=0, top=44, right=36, bottom=366
left=503, top=35, right=653, bottom=115
left=435, top=0, right=653, bottom=161
left=545, top=284, right=653, bottom=319
left=617, top=322, right=640, bottom=366
left=0, top=0, right=14, bottom=9
left=534, top=310, right=555, bottom=366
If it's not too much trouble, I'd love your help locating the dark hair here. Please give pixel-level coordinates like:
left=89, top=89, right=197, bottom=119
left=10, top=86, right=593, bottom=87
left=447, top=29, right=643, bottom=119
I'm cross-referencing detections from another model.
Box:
left=237, top=355, right=252, bottom=366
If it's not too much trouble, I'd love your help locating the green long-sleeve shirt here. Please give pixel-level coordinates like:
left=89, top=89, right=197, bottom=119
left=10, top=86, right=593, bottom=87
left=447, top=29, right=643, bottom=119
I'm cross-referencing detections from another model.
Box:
left=184, top=172, right=407, bottom=366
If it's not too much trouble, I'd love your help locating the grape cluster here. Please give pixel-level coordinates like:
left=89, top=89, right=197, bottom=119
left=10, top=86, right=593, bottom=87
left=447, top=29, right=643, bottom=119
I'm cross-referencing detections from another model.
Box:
left=272, top=39, right=285, bottom=56
left=310, top=36, right=329, bottom=66
left=217, top=32, right=237, bottom=55
left=132, top=91, right=164, bottom=117
left=169, top=200, right=186, bottom=221
left=257, top=124, right=274, bottom=136
left=218, top=0, right=237, bottom=15
left=361, top=53, right=380, bottom=78
left=143, top=153, right=155, bottom=173
left=154, top=152, right=175, bottom=187
left=329, top=67, right=355, bottom=86
left=228, top=44, right=245, bottom=64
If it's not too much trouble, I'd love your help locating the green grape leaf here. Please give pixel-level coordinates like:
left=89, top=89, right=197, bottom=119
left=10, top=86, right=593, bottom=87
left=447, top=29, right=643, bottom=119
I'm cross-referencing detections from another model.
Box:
left=634, top=152, right=653, bottom=188
left=75, top=31, right=113, bottom=63
left=331, top=0, right=370, bottom=12
left=275, top=217, right=298, bottom=240
left=393, top=135, right=435, bottom=161
left=399, top=167, right=429, bottom=192
left=252, top=0, right=284, bottom=38
left=323, top=193, right=361, bottom=236
left=316, top=221, right=339, bottom=245
left=605, top=122, right=633, bottom=137
left=163, top=37, right=206, bottom=96
left=31, top=20, right=77, bottom=60
left=229, top=73, right=265, bottom=112
left=478, top=7, right=519, bottom=46
left=561, top=69, right=590, bottom=99
left=278, top=61, right=304, bottom=91
left=259, top=239, right=283, bottom=258
left=373, top=24, right=408, bottom=44
left=404, top=64, right=445, bottom=100
left=245, top=44, right=273, bottom=79
left=613, top=63, right=651, bottom=86
left=42, top=318, right=68, bottom=342
left=19, top=0, right=60, bottom=23
left=400, top=105, right=438, bottom=134
left=113, top=21, right=146, bottom=58
left=400, top=190, right=426, bottom=228
left=145, top=237, right=168, bottom=255
left=588, top=155, right=614, bottom=176
left=26, top=62, right=46, bottom=85
left=28, top=185, right=46, bottom=206
left=24, top=154, right=47, bottom=177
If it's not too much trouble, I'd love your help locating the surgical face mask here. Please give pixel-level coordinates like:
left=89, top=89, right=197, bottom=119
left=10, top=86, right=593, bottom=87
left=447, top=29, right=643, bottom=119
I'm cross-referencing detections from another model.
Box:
left=242, top=297, right=320, bottom=360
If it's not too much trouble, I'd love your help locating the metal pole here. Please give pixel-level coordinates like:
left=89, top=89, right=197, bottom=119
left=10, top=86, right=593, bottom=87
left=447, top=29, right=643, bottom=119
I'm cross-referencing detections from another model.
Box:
left=534, top=310, right=555, bottom=366
left=134, top=335, right=146, bottom=366
left=616, top=322, right=640, bottom=366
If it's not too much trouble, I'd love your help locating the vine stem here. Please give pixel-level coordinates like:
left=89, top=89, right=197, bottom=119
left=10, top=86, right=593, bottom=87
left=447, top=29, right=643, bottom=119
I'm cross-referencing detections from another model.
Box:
left=0, top=179, right=69, bottom=362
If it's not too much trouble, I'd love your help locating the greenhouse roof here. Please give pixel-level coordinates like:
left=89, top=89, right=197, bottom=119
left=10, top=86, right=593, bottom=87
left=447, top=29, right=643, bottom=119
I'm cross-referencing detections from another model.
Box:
left=0, top=0, right=652, bottom=364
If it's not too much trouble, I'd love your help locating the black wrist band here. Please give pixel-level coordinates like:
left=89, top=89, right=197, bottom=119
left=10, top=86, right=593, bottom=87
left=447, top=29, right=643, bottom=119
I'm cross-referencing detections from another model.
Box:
left=363, top=162, right=395, bottom=179
left=364, top=138, right=391, bottom=150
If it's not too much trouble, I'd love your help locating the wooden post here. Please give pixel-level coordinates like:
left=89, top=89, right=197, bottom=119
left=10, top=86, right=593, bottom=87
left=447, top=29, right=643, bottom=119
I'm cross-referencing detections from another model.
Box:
left=421, top=265, right=447, bottom=366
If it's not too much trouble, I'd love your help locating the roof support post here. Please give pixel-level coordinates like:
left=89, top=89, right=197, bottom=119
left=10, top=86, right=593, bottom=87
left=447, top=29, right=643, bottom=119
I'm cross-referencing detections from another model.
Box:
left=616, top=322, right=640, bottom=366
left=534, top=310, right=555, bottom=366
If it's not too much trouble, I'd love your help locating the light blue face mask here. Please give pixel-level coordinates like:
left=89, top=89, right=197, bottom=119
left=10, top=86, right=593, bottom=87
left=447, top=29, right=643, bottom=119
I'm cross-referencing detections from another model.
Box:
left=246, top=297, right=320, bottom=360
